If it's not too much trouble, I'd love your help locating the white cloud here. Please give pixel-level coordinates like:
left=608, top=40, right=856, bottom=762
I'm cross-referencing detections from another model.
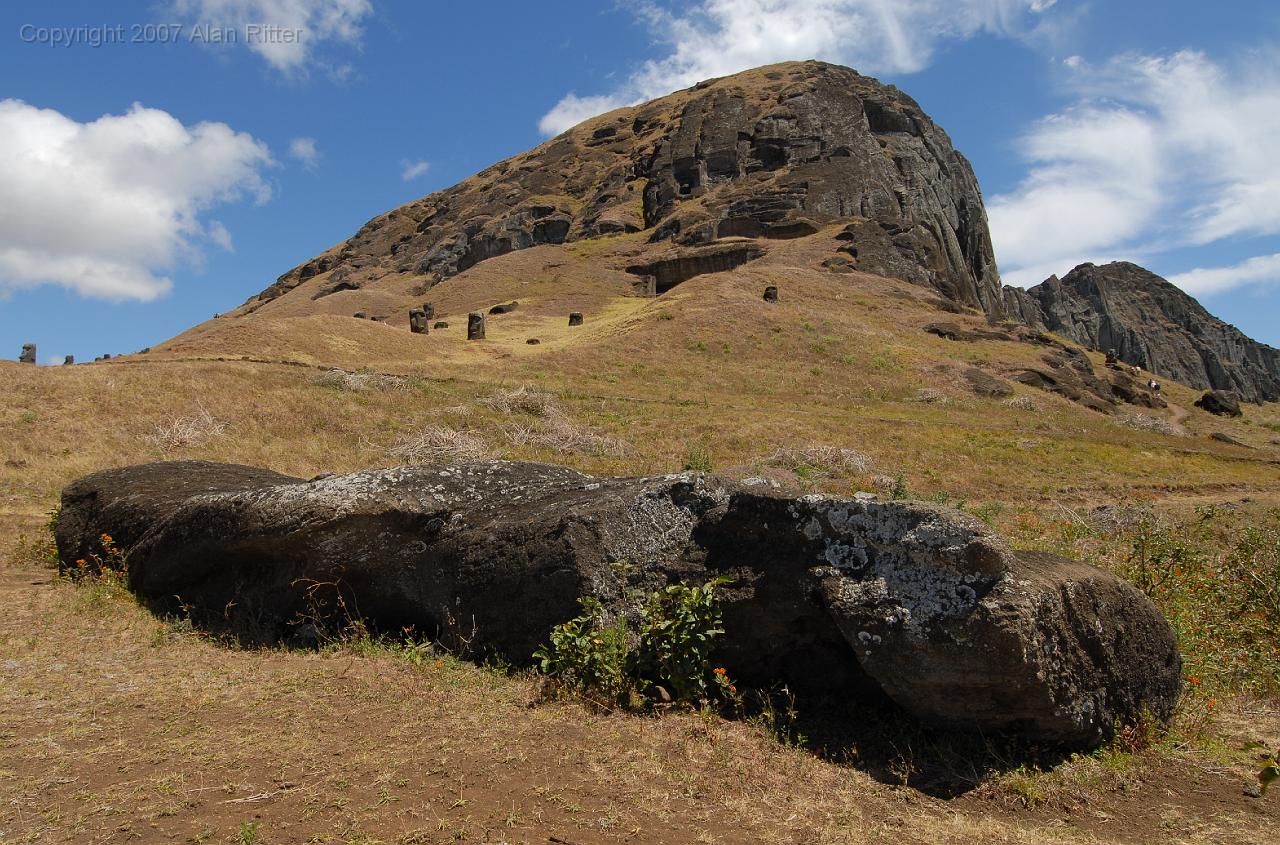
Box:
left=0, top=99, right=273, bottom=301
left=538, top=0, right=1059, bottom=135
left=1168, top=253, right=1280, bottom=297
left=288, top=136, right=320, bottom=169
left=992, top=50, right=1280, bottom=288
left=170, top=0, right=373, bottom=75
left=400, top=159, right=430, bottom=181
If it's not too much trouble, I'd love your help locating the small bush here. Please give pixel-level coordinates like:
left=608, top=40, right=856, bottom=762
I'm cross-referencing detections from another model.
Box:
left=683, top=444, right=713, bottom=472
left=388, top=427, right=490, bottom=463
left=535, top=577, right=735, bottom=707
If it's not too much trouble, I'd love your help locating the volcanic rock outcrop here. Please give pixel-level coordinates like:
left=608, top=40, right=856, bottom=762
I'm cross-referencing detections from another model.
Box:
left=57, top=460, right=1180, bottom=747
left=248, top=61, right=1003, bottom=316
left=1005, top=262, right=1280, bottom=403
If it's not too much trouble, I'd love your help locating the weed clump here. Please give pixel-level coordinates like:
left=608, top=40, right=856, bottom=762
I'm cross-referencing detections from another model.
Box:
left=387, top=426, right=491, bottom=464
left=534, top=577, right=736, bottom=708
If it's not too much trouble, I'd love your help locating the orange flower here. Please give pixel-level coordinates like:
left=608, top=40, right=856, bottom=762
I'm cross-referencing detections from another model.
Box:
left=713, top=667, right=727, bottom=675
left=728, top=685, right=737, bottom=693
left=1188, top=676, right=1201, bottom=686
left=1206, top=697, right=1217, bottom=709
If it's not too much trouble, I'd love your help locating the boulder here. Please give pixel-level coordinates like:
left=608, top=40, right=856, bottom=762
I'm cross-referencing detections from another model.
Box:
left=433, top=321, right=449, bottom=330
left=489, top=301, right=519, bottom=315
left=56, top=460, right=1180, bottom=748
left=1195, top=390, right=1243, bottom=417
left=963, top=367, right=1012, bottom=398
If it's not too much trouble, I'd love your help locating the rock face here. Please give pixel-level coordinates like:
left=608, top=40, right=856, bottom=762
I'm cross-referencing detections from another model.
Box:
left=247, top=61, right=1004, bottom=318
left=1007, top=262, right=1280, bottom=403
left=57, top=460, right=1180, bottom=747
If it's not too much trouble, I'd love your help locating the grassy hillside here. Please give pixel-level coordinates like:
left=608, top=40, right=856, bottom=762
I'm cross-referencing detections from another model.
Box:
left=3, top=227, right=1280, bottom=843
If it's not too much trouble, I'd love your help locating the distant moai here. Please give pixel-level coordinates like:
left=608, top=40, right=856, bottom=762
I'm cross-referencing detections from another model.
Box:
left=422, top=302, right=436, bottom=321
left=568, top=312, right=584, bottom=326
left=352, top=311, right=368, bottom=319
left=433, top=321, right=449, bottom=329
left=63, top=355, right=74, bottom=365
left=763, top=286, right=779, bottom=303
left=409, top=308, right=428, bottom=334
left=526, top=338, right=540, bottom=345
left=467, top=311, right=486, bottom=340
left=19, top=343, right=35, bottom=364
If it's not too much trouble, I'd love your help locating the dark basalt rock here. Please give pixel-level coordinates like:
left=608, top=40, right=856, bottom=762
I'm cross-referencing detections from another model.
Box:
left=1008, top=263, right=1280, bottom=403
left=489, top=301, right=519, bottom=315
left=248, top=61, right=1004, bottom=317
left=56, top=460, right=1181, bottom=748
left=1195, top=390, right=1243, bottom=417
left=626, top=243, right=765, bottom=294
left=963, top=367, right=1012, bottom=397
left=433, top=321, right=449, bottom=329
left=1210, top=432, right=1249, bottom=447
left=467, top=312, right=486, bottom=340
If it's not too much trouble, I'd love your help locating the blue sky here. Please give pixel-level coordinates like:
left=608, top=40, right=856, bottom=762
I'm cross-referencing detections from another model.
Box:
left=2, top=1, right=1279, bottom=364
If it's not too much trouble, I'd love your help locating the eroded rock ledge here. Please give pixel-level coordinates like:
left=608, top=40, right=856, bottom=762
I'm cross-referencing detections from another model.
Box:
left=56, top=460, right=1181, bottom=747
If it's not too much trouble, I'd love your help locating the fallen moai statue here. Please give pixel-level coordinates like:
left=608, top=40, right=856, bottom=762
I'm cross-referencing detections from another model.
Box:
left=56, top=460, right=1181, bottom=747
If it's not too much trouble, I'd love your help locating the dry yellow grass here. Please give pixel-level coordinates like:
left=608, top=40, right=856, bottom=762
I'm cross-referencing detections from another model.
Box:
left=4, top=228, right=1280, bottom=843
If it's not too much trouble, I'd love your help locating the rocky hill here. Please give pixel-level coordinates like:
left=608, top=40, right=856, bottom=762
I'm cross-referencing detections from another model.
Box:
left=242, top=60, right=1003, bottom=318
left=1005, top=262, right=1280, bottom=403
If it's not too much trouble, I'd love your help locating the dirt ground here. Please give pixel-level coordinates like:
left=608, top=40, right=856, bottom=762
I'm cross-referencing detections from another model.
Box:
left=2, top=560, right=1276, bottom=845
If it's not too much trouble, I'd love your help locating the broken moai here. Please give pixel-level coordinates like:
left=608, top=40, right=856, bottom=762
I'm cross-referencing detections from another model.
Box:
left=568, top=312, right=584, bottom=327
left=467, top=312, right=486, bottom=340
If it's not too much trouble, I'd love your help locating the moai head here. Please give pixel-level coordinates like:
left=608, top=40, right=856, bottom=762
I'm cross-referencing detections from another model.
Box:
left=409, top=308, right=427, bottom=334
left=467, top=311, right=486, bottom=340
left=568, top=312, right=584, bottom=327
left=19, top=343, right=35, bottom=364
left=763, top=286, right=779, bottom=303
left=64, top=355, right=75, bottom=366
left=422, top=302, right=436, bottom=321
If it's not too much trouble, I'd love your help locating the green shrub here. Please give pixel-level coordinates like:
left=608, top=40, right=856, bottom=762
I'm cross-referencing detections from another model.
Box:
left=534, top=577, right=735, bottom=707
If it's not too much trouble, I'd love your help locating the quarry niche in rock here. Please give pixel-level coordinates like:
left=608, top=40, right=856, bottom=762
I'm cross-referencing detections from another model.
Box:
left=57, top=460, right=1182, bottom=748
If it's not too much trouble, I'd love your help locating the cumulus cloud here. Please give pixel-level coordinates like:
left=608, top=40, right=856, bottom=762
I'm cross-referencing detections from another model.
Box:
left=992, top=50, right=1280, bottom=288
left=288, top=136, right=320, bottom=168
left=1168, top=253, right=1280, bottom=297
left=538, top=0, right=1059, bottom=135
left=170, top=0, right=373, bottom=75
left=400, top=159, right=430, bottom=181
left=0, top=99, right=273, bottom=301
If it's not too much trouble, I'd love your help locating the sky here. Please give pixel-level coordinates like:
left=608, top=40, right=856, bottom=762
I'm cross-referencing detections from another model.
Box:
left=2, top=0, right=1280, bottom=365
